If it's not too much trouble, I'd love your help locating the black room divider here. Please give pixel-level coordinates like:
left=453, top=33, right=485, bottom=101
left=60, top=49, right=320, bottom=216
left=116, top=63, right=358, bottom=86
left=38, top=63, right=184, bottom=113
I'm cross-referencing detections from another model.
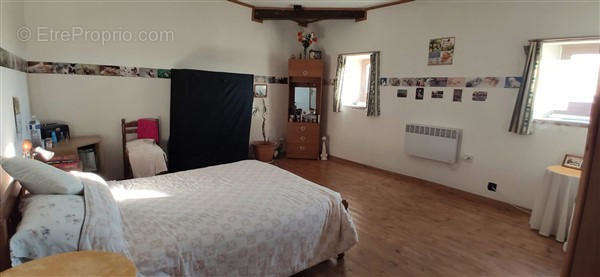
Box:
left=168, top=69, right=253, bottom=172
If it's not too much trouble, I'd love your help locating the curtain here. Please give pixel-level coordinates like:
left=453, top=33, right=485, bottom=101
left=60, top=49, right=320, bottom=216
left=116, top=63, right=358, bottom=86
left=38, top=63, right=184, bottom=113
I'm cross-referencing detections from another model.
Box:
left=168, top=69, right=253, bottom=172
left=509, top=41, right=542, bottom=135
left=332, top=55, right=346, bottom=112
left=366, top=52, right=381, bottom=117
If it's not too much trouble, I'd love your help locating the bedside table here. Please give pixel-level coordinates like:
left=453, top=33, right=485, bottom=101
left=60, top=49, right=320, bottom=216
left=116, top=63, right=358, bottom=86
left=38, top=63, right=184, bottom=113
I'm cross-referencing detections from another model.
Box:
left=36, top=135, right=102, bottom=174
left=530, top=165, right=581, bottom=250
left=1, top=251, right=136, bottom=276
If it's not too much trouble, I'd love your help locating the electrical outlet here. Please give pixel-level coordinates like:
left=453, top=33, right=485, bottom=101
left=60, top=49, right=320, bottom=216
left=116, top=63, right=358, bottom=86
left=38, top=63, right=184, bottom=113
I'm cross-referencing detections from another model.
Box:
left=487, top=182, right=497, bottom=192
left=463, top=154, right=474, bottom=161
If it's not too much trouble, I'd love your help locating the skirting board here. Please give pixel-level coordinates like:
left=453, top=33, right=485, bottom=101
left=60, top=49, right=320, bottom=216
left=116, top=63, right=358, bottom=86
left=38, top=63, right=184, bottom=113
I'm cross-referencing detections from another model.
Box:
left=327, top=155, right=531, bottom=213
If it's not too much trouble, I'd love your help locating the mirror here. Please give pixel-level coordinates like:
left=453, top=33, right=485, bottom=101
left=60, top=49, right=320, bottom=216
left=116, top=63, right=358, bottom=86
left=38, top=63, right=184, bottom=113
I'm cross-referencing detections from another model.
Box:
left=294, top=87, right=317, bottom=115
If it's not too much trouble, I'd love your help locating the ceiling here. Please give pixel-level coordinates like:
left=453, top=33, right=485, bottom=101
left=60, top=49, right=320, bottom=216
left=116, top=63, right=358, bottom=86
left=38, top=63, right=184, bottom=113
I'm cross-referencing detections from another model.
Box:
left=238, top=0, right=399, bottom=8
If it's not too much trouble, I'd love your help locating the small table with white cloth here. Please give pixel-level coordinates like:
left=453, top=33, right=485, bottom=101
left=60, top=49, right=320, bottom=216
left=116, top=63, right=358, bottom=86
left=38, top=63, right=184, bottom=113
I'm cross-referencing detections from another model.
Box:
left=529, top=165, right=581, bottom=249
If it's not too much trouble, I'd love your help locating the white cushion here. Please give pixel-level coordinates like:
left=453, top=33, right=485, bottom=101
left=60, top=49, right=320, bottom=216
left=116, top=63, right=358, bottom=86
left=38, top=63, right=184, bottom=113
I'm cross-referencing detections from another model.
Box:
left=0, top=157, right=83, bottom=194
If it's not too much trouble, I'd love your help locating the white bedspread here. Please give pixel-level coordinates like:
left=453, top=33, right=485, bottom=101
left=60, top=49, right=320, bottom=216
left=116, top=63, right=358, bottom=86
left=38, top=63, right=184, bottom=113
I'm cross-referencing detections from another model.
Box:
left=126, top=139, right=167, bottom=178
left=108, top=160, right=358, bottom=276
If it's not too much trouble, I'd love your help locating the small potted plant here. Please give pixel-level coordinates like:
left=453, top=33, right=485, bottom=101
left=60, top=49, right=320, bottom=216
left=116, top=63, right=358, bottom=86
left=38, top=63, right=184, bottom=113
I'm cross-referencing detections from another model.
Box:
left=252, top=98, right=276, bottom=162
left=297, top=31, right=317, bottom=59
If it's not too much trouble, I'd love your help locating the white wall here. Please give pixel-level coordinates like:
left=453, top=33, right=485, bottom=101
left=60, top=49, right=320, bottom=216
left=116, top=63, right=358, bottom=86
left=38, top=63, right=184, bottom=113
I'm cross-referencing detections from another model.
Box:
left=24, top=2, right=297, bottom=180
left=18, top=0, right=600, bottom=208
left=1, top=0, right=30, bottom=204
left=0, top=68, right=30, bottom=160
left=314, top=1, right=599, bottom=208
left=1, top=0, right=27, bottom=58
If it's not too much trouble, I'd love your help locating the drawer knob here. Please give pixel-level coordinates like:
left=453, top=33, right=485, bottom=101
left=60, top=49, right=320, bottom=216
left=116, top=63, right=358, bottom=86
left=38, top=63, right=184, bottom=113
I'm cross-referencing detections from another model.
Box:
left=298, top=146, right=306, bottom=151
left=299, top=126, right=307, bottom=132
left=302, top=70, right=308, bottom=76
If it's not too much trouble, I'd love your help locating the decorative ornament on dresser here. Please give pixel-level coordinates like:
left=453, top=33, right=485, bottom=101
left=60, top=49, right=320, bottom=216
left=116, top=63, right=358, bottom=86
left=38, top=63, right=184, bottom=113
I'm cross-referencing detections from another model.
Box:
left=320, top=136, right=328, bottom=160
left=297, top=31, right=318, bottom=59
left=252, top=98, right=276, bottom=163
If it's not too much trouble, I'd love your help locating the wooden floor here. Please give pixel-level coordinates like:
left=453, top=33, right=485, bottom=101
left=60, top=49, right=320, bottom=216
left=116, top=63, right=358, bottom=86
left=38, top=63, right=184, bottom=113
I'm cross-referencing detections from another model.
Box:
left=274, top=158, right=565, bottom=277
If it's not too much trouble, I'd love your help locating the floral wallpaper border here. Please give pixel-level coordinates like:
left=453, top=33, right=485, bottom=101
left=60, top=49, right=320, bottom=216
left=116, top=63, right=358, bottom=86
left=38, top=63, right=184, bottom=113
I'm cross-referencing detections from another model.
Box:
left=27, top=61, right=173, bottom=78
left=324, top=76, right=523, bottom=89
left=25, top=60, right=290, bottom=84
left=379, top=76, right=523, bottom=88
left=0, top=47, right=288, bottom=83
left=0, top=47, right=27, bottom=72
left=3, top=47, right=522, bottom=89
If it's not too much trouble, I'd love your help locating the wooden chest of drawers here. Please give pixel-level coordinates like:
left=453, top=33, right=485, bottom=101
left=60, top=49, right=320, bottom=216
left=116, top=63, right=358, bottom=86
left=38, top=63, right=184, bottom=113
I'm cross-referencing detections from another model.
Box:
left=286, top=122, right=319, bottom=159
left=287, top=59, right=323, bottom=160
left=288, top=59, right=324, bottom=78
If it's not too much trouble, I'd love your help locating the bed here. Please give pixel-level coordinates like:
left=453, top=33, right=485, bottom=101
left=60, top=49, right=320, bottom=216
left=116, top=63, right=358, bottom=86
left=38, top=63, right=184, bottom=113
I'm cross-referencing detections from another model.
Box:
left=3, top=160, right=358, bottom=276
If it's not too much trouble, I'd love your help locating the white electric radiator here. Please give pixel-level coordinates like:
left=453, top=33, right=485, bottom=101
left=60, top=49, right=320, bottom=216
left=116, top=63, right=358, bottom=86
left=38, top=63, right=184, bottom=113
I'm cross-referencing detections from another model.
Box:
left=404, top=124, right=462, bottom=164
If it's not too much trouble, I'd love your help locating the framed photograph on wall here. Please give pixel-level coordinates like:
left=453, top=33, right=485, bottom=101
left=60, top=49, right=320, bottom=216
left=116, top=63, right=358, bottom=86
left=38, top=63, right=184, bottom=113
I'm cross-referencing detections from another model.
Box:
left=415, top=88, right=424, bottom=100
left=12, top=97, right=22, bottom=141
left=397, top=89, right=408, bottom=98
left=472, top=91, right=488, bottom=101
left=453, top=89, right=463, bottom=102
left=562, top=154, right=584, bottom=170
left=428, top=37, right=455, bottom=65
left=254, top=84, right=267, bottom=98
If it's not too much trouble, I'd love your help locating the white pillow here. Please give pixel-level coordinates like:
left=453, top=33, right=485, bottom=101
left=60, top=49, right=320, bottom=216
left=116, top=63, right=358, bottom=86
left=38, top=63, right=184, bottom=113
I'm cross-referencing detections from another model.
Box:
left=10, top=194, right=84, bottom=266
left=0, top=157, right=83, bottom=194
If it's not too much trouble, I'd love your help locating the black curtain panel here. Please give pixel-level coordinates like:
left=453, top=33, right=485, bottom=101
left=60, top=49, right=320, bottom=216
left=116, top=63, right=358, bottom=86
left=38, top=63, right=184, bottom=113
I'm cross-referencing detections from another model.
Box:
left=168, top=69, right=253, bottom=172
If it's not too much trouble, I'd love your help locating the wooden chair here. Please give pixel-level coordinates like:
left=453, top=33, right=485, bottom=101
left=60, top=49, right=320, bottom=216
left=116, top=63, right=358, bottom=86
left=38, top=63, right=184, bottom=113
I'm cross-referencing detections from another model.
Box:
left=121, top=118, right=160, bottom=179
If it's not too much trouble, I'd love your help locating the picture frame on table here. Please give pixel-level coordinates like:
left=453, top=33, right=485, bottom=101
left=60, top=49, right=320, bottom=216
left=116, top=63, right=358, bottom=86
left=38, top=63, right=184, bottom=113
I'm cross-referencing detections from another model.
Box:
left=562, top=154, right=584, bottom=170
left=309, top=50, right=322, bottom=60
left=254, top=84, right=268, bottom=98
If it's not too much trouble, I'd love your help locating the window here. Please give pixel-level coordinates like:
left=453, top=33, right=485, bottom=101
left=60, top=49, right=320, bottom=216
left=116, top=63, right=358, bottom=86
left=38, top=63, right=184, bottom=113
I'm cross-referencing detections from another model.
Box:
left=533, top=40, right=600, bottom=125
left=341, top=53, right=371, bottom=108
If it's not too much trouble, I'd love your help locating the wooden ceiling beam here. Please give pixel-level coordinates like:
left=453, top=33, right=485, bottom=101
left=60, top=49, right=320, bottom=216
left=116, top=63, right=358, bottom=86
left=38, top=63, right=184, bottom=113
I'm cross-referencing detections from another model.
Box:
left=365, top=0, right=414, bottom=11
left=227, top=0, right=413, bottom=26
left=253, top=8, right=366, bottom=22
left=228, top=0, right=255, bottom=9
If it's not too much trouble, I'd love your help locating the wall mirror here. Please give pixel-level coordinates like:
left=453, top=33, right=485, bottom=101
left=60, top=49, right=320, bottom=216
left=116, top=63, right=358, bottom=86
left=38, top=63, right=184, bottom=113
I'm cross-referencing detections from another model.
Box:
left=293, top=87, right=317, bottom=115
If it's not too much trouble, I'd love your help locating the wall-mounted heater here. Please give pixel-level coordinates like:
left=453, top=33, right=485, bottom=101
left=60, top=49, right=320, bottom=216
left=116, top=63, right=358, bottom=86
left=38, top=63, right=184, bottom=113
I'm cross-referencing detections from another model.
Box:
left=404, top=124, right=462, bottom=164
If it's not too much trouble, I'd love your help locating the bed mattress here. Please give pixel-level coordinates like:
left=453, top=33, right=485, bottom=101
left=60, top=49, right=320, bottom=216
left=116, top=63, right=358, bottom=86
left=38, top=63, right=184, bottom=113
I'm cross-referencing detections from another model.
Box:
left=108, top=160, right=358, bottom=276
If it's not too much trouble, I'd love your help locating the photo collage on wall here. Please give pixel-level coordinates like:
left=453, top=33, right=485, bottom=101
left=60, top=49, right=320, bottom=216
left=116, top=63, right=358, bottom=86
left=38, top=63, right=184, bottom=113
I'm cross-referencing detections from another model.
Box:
left=344, top=36, right=521, bottom=103
left=396, top=87, right=489, bottom=102
left=391, top=75, right=521, bottom=103
left=386, top=76, right=521, bottom=89
left=385, top=36, right=523, bottom=103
